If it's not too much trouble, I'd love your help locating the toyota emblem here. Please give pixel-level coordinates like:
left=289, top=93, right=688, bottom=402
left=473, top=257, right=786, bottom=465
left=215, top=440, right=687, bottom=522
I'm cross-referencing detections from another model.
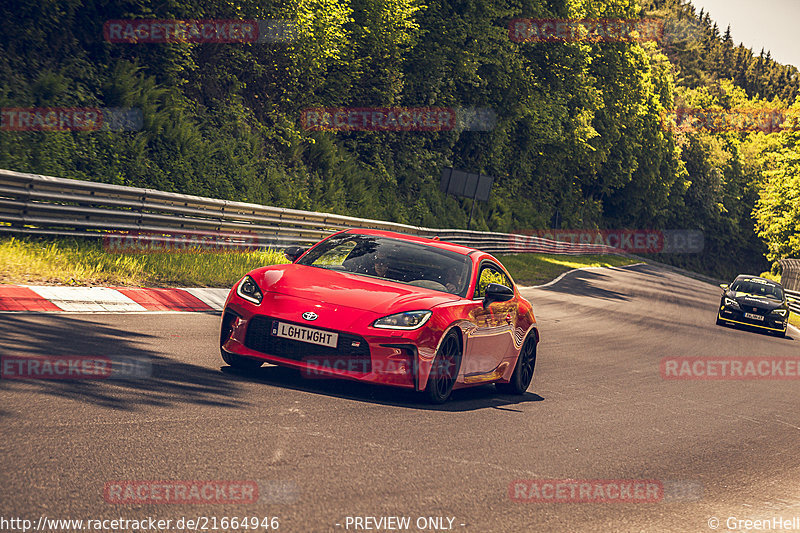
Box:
left=302, top=311, right=318, bottom=321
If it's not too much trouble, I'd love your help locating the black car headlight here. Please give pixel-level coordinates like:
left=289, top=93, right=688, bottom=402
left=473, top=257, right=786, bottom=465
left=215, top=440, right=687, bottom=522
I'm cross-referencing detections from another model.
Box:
left=771, top=309, right=788, bottom=317
left=723, top=297, right=740, bottom=309
left=236, top=275, right=263, bottom=304
left=373, top=310, right=432, bottom=330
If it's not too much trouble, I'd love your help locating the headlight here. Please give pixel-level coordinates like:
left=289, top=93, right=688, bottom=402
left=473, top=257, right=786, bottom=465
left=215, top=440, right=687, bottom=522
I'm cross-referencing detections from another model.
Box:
left=373, top=310, right=432, bottom=330
left=724, top=298, right=740, bottom=309
left=236, top=275, right=263, bottom=304
left=772, top=309, right=788, bottom=317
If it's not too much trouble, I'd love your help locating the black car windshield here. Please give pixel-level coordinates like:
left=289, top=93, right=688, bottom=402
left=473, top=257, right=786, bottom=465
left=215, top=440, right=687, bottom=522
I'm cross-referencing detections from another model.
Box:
left=298, top=233, right=472, bottom=297
left=730, top=279, right=784, bottom=300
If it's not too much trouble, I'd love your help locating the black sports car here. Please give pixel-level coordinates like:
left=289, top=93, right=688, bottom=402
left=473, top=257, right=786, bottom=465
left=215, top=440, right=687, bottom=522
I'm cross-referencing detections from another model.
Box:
left=716, top=275, right=794, bottom=337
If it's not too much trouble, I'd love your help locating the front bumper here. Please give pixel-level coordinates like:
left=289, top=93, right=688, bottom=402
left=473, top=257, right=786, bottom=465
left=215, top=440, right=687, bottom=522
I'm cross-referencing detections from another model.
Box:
left=221, top=303, right=438, bottom=390
left=718, top=305, right=788, bottom=332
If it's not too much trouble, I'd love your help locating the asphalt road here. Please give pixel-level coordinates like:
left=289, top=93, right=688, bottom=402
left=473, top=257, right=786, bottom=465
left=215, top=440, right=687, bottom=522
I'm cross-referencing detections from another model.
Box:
left=1, top=264, right=799, bottom=533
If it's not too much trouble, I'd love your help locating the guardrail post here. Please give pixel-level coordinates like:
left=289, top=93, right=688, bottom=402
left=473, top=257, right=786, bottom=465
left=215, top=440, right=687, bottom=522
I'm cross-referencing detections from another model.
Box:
left=138, top=190, right=147, bottom=232
left=12, top=179, right=32, bottom=229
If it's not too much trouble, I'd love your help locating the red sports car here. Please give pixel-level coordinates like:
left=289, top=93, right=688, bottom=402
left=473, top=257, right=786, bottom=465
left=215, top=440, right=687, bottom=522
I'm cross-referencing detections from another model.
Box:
left=220, top=229, right=539, bottom=403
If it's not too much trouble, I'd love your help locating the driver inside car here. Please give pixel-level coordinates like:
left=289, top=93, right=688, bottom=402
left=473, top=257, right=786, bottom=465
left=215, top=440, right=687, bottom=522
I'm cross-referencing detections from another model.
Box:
left=366, top=251, right=390, bottom=278
left=441, top=266, right=463, bottom=293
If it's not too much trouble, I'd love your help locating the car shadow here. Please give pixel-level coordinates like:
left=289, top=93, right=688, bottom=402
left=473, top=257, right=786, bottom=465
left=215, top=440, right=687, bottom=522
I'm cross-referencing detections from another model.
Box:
left=0, top=315, right=250, bottom=415
left=220, top=365, right=544, bottom=412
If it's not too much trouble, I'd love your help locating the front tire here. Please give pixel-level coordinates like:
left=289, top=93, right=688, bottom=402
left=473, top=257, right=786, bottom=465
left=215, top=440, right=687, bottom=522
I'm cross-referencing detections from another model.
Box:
left=496, top=333, right=537, bottom=395
left=221, top=349, right=264, bottom=370
left=425, top=330, right=462, bottom=404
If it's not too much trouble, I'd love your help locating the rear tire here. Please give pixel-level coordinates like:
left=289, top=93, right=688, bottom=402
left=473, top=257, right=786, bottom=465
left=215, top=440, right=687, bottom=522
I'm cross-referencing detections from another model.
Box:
left=496, top=333, right=537, bottom=395
left=425, top=330, right=462, bottom=404
left=221, top=349, right=264, bottom=370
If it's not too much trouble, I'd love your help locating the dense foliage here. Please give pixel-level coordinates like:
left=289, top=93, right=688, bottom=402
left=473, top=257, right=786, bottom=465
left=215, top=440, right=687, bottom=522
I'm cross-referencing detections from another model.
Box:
left=1, top=0, right=798, bottom=277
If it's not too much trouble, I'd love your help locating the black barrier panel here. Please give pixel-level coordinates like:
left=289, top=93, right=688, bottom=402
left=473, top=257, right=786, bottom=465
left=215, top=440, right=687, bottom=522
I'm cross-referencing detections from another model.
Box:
left=440, top=167, right=494, bottom=202
left=440, top=167, right=453, bottom=193
left=447, top=170, right=469, bottom=196
left=464, top=173, right=479, bottom=198
left=476, top=174, right=494, bottom=202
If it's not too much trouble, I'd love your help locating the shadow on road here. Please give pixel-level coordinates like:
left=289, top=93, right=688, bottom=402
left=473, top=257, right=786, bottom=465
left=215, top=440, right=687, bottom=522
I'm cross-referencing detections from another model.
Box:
left=0, top=315, right=249, bottom=414
left=221, top=365, right=544, bottom=412
left=539, top=269, right=629, bottom=301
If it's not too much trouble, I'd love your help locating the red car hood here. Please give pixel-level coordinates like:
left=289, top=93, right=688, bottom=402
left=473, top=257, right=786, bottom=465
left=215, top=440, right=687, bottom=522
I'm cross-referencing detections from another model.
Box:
left=252, top=264, right=459, bottom=313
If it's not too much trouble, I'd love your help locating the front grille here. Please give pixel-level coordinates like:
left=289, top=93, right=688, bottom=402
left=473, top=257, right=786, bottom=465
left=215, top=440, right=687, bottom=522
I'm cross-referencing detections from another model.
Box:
left=729, top=308, right=781, bottom=328
left=244, top=316, right=371, bottom=372
left=733, top=310, right=764, bottom=324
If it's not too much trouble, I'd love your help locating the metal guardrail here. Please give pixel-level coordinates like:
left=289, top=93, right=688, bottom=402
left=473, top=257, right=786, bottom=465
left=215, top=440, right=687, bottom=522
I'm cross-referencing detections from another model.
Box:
left=778, top=259, right=799, bottom=315
left=3, top=168, right=792, bottom=307
left=786, top=289, right=800, bottom=315
left=779, top=259, right=800, bottom=291
left=0, top=168, right=615, bottom=255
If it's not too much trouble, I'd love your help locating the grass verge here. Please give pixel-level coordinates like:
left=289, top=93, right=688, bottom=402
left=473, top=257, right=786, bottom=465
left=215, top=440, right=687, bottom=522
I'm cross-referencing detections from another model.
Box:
left=0, top=236, right=640, bottom=288
left=0, top=236, right=289, bottom=288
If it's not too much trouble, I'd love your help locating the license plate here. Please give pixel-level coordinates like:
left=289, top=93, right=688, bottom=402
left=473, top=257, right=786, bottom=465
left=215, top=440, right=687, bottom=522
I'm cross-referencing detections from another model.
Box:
left=744, top=312, right=764, bottom=321
left=272, top=321, right=338, bottom=348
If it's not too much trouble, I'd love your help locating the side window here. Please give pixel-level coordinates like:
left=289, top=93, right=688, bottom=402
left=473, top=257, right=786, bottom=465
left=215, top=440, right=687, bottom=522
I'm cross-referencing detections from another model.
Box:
left=474, top=263, right=512, bottom=299
left=313, top=240, right=357, bottom=267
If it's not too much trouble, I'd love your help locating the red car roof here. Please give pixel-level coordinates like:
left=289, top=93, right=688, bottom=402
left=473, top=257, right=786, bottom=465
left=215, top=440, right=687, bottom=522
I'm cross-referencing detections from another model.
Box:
left=343, top=228, right=478, bottom=256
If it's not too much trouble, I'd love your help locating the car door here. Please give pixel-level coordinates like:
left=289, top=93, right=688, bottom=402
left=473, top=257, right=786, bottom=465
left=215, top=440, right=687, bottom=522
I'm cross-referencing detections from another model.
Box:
left=463, top=261, right=517, bottom=377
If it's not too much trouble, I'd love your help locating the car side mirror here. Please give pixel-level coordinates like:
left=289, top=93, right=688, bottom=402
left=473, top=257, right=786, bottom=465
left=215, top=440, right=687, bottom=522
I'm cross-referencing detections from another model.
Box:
left=719, top=283, right=729, bottom=291
left=483, top=283, right=514, bottom=308
left=284, top=246, right=307, bottom=262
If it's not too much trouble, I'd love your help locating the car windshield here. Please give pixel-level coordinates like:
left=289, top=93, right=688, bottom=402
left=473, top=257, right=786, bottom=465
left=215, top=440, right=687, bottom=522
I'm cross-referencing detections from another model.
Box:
left=730, top=279, right=784, bottom=300
left=298, top=233, right=472, bottom=297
